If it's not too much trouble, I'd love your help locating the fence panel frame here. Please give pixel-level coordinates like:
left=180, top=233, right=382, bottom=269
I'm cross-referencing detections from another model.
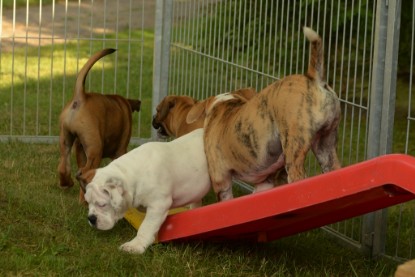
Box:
left=363, top=0, right=402, bottom=258
left=161, top=0, right=413, bottom=260
left=0, top=0, right=413, bottom=261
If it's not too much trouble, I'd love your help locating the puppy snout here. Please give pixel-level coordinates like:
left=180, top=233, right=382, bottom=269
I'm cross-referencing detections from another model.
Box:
left=88, top=215, right=97, bottom=227
left=152, top=115, right=159, bottom=128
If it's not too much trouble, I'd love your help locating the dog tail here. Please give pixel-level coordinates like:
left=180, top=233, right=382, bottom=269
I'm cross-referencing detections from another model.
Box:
left=74, top=48, right=117, bottom=101
left=303, top=26, right=324, bottom=82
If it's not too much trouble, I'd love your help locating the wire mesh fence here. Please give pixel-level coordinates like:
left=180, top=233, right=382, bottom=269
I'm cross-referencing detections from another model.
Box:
left=0, top=0, right=414, bottom=261
left=165, top=0, right=414, bottom=260
left=0, top=0, right=152, bottom=143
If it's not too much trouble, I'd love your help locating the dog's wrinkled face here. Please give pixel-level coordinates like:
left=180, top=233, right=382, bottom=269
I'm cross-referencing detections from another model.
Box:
left=152, top=95, right=198, bottom=138
left=152, top=96, right=177, bottom=138
left=84, top=176, right=128, bottom=230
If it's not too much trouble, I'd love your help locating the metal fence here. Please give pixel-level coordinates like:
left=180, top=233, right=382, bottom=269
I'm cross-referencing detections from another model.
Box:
left=0, top=0, right=151, bottom=144
left=156, top=0, right=415, bottom=260
left=1, top=0, right=414, bottom=261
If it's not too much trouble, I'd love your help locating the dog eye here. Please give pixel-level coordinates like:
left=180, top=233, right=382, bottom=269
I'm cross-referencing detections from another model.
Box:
left=97, top=202, right=107, bottom=208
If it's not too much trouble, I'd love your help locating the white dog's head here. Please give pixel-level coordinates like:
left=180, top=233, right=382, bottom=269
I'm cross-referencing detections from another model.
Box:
left=83, top=172, right=131, bottom=230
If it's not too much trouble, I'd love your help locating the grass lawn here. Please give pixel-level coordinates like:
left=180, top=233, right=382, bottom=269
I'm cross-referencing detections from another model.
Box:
left=0, top=29, right=154, bottom=139
left=0, top=2, right=412, bottom=276
left=0, top=141, right=401, bottom=276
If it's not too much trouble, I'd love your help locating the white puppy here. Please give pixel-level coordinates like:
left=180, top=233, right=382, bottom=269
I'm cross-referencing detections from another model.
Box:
left=80, top=128, right=211, bottom=254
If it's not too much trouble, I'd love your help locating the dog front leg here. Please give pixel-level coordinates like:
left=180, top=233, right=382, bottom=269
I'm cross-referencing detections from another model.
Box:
left=119, top=203, right=170, bottom=254
left=211, top=175, right=233, bottom=202
left=253, top=181, right=274, bottom=193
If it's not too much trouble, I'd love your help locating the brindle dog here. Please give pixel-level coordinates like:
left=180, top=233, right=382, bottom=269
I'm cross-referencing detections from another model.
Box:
left=187, top=27, right=341, bottom=201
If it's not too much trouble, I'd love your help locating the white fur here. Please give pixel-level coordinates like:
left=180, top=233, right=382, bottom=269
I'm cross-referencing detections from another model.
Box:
left=303, top=26, right=319, bottom=42
left=212, top=92, right=236, bottom=107
left=84, top=128, right=211, bottom=254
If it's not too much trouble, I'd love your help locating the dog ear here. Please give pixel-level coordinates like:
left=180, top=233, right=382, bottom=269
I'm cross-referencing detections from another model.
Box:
left=128, top=99, right=141, bottom=112
left=186, top=101, right=206, bottom=124
left=103, top=178, right=129, bottom=213
left=159, top=97, right=175, bottom=120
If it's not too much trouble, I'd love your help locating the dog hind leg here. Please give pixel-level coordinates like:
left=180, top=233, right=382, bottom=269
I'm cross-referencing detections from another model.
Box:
left=282, top=137, right=310, bottom=183
left=78, top=132, right=103, bottom=175
left=75, top=139, right=87, bottom=169
left=311, top=130, right=341, bottom=173
left=58, top=129, right=76, bottom=188
left=74, top=141, right=88, bottom=203
left=77, top=136, right=103, bottom=203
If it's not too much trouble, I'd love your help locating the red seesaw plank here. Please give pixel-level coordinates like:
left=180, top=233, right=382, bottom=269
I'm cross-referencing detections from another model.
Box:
left=157, top=154, right=415, bottom=243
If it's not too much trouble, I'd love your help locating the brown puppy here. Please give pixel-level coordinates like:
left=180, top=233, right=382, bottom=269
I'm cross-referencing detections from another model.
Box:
left=187, top=27, right=341, bottom=201
left=152, top=95, right=203, bottom=138
left=152, top=88, right=256, bottom=139
left=58, top=48, right=141, bottom=201
left=395, top=259, right=415, bottom=277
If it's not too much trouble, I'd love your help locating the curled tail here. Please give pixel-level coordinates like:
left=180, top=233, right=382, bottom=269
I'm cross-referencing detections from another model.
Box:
left=303, top=26, right=324, bottom=82
left=74, top=48, right=116, bottom=101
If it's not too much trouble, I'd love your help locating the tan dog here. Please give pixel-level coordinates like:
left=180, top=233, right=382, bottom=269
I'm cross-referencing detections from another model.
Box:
left=58, top=48, right=141, bottom=201
left=187, top=27, right=341, bottom=201
left=152, top=88, right=256, bottom=139
left=395, top=259, right=415, bottom=277
left=152, top=95, right=203, bottom=138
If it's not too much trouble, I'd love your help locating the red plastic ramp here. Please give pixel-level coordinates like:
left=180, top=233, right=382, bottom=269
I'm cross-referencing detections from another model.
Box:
left=157, top=154, right=415, bottom=243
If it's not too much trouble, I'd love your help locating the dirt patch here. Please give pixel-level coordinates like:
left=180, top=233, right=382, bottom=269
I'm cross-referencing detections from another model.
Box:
left=1, top=0, right=156, bottom=50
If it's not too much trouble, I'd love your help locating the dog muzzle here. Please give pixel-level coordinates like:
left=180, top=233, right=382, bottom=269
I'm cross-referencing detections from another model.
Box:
left=88, top=214, right=97, bottom=227
left=152, top=117, right=169, bottom=138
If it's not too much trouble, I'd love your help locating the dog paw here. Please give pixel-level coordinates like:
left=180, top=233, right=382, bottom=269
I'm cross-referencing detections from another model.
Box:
left=119, top=241, right=146, bottom=254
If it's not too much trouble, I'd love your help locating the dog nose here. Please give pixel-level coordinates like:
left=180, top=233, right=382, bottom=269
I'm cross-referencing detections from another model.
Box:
left=88, top=215, right=97, bottom=226
left=151, top=115, right=158, bottom=127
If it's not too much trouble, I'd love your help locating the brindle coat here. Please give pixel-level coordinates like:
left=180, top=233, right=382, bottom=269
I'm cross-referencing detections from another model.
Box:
left=187, top=27, right=341, bottom=201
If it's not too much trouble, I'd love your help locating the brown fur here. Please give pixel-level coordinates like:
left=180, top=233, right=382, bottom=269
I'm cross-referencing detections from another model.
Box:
left=58, top=48, right=141, bottom=202
left=152, top=88, right=257, bottom=139
left=152, top=96, right=203, bottom=138
left=187, top=27, right=341, bottom=201
left=78, top=169, right=96, bottom=193
left=395, top=259, right=415, bottom=277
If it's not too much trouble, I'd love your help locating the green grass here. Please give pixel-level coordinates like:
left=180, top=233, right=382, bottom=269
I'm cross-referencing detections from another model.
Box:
left=0, top=2, right=413, bottom=275
left=170, top=5, right=415, bottom=258
left=0, top=141, right=401, bottom=276
left=0, top=30, right=154, bottom=138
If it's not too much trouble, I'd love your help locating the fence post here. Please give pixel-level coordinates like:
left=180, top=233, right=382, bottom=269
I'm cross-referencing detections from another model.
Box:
left=152, top=0, right=173, bottom=140
left=363, top=0, right=402, bottom=257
